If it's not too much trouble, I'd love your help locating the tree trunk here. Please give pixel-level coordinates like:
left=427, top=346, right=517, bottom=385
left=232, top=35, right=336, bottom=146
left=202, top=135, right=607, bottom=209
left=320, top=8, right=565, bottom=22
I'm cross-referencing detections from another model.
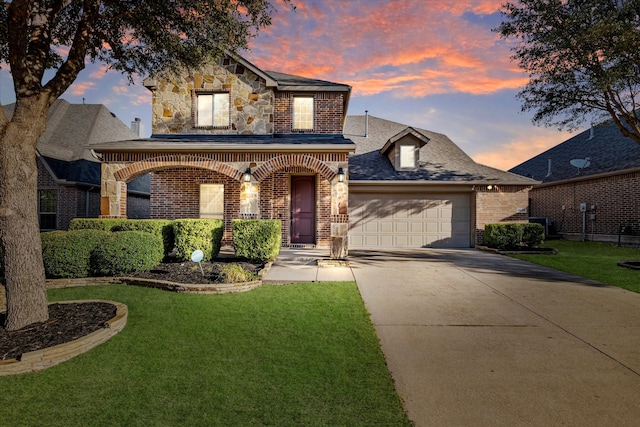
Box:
left=0, top=96, right=50, bottom=331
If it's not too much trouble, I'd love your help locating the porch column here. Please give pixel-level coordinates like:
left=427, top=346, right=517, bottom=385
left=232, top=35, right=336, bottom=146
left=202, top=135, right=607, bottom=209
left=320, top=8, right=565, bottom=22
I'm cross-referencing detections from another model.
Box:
left=330, top=166, right=349, bottom=259
left=239, top=181, right=260, bottom=218
left=100, top=163, right=127, bottom=218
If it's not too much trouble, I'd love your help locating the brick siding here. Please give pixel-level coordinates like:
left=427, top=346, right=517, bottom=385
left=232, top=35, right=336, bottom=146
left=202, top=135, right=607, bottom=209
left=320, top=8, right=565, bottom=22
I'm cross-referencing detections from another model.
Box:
left=274, top=92, right=344, bottom=134
left=474, top=186, right=531, bottom=244
left=529, top=170, right=640, bottom=237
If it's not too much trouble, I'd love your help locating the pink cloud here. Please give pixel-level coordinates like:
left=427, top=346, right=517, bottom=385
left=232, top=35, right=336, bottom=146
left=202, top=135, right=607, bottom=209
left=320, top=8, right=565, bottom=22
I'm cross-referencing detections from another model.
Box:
left=70, top=81, right=95, bottom=95
left=247, top=0, right=522, bottom=97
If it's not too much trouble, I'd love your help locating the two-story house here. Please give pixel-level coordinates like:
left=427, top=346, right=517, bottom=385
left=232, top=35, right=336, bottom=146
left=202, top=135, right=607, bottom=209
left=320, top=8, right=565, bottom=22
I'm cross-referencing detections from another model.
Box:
left=92, top=54, right=353, bottom=254
left=91, top=53, right=538, bottom=254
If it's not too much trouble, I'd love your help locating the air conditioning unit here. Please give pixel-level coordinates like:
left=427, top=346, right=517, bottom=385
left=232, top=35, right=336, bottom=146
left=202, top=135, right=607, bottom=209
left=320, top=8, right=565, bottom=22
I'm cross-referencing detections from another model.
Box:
left=529, top=217, right=551, bottom=237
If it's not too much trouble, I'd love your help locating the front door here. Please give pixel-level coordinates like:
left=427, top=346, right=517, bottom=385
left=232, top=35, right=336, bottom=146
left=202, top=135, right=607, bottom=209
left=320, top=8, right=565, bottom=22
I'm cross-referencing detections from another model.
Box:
left=291, top=175, right=315, bottom=244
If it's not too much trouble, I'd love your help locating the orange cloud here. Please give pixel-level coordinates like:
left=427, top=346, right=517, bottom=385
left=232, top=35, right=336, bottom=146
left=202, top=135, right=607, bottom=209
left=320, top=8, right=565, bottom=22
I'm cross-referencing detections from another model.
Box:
left=472, top=129, right=575, bottom=170
left=248, top=0, right=524, bottom=98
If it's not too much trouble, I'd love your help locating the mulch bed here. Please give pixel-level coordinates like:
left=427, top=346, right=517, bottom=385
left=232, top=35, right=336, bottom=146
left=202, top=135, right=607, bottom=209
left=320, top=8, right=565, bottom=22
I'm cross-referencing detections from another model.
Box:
left=0, top=302, right=116, bottom=361
left=128, top=259, right=263, bottom=283
left=0, top=259, right=262, bottom=362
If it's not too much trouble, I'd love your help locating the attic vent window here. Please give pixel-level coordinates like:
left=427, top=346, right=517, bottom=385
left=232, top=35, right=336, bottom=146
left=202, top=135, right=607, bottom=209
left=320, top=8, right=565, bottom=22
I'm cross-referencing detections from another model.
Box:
left=194, top=91, right=229, bottom=128
left=399, top=144, right=416, bottom=169
left=293, top=96, right=314, bottom=130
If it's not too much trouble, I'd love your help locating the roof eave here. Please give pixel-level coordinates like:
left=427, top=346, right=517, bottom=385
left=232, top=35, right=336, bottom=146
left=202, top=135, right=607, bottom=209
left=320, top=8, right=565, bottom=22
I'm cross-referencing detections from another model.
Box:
left=91, top=142, right=356, bottom=154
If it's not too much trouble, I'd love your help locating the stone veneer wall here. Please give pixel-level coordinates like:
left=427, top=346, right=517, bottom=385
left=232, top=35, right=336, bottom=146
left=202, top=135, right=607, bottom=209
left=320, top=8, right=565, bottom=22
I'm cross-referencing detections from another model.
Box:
left=474, top=186, right=532, bottom=245
left=150, top=57, right=273, bottom=135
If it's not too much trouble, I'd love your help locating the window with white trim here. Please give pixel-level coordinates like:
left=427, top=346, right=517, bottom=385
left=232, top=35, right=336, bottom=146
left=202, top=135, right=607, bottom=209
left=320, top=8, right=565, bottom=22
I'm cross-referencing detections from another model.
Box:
left=199, top=184, right=224, bottom=219
left=195, top=92, right=229, bottom=127
left=38, top=189, right=57, bottom=230
left=399, top=144, right=416, bottom=169
left=293, top=96, right=314, bottom=130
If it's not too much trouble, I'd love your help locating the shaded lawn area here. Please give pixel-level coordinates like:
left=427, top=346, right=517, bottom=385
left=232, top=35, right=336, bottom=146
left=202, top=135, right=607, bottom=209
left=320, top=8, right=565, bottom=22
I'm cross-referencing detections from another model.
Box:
left=0, top=283, right=411, bottom=427
left=510, top=240, right=640, bottom=293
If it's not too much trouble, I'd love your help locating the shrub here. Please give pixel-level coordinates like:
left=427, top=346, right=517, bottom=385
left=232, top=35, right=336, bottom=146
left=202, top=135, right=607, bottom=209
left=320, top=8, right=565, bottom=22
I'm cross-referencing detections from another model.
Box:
left=71, top=218, right=175, bottom=257
left=218, top=263, right=257, bottom=283
left=232, top=219, right=282, bottom=261
left=484, top=223, right=523, bottom=250
left=173, top=219, right=224, bottom=262
left=41, top=229, right=109, bottom=278
left=111, top=219, right=175, bottom=256
left=91, top=231, right=164, bottom=276
left=69, top=218, right=128, bottom=232
left=522, top=223, right=545, bottom=248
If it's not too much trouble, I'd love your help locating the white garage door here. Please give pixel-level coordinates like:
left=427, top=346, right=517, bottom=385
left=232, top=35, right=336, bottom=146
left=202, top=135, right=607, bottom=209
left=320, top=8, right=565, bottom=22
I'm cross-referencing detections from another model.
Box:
left=349, top=192, right=471, bottom=249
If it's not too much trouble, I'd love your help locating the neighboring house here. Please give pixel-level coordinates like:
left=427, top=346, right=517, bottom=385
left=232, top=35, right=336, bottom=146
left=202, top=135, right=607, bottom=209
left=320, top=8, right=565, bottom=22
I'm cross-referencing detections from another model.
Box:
left=510, top=122, right=640, bottom=244
left=91, top=53, right=537, bottom=253
left=345, top=115, right=538, bottom=248
left=4, top=99, right=150, bottom=230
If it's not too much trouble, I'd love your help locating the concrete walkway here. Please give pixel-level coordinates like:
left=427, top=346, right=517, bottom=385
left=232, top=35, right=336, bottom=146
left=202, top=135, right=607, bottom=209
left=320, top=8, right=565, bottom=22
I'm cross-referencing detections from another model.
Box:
left=262, top=248, right=355, bottom=284
left=350, top=249, right=640, bottom=426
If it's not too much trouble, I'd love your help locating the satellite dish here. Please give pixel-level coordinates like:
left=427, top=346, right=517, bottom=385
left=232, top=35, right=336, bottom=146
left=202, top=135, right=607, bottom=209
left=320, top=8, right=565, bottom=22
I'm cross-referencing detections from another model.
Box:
left=570, top=158, right=591, bottom=169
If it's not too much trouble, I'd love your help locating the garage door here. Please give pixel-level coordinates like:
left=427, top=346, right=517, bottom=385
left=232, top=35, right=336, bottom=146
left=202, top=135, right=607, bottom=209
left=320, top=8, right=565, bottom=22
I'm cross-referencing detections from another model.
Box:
left=349, top=192, right=471, bottom=249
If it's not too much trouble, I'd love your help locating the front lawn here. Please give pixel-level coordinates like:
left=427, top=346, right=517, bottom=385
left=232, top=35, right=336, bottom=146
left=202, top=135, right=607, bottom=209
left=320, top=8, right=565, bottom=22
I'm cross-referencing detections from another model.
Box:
left=509, top=240, right=640, bottom=293
left=0, top=283, right=410, bottom=427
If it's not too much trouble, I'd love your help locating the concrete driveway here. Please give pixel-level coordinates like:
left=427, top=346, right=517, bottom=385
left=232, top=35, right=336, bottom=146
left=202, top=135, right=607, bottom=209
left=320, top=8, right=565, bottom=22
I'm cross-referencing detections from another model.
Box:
left=350, top=249, right=640, bottom=427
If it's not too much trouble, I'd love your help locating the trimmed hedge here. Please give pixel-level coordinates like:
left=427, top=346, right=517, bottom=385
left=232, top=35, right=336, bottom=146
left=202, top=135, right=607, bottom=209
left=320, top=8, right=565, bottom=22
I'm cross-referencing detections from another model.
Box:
left=232, top=219, right=281, bottom=261
left=484, top=223, right=545, bottom=249
left=173, top=219, right=224, bottom=262
left=522, top=223, right=545, bottom=248
left=90, top=231, right=164, bottom=276
left=69, top=218, right=128, bottom=232
left=70, top=218, right=174, bottom=256
left=41, top=229, right=109, bottom=278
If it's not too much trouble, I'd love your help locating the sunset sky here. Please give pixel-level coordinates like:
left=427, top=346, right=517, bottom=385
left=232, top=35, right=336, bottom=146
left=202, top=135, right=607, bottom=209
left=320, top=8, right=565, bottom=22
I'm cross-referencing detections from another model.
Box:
left=0, top=0, right=580, bottom=171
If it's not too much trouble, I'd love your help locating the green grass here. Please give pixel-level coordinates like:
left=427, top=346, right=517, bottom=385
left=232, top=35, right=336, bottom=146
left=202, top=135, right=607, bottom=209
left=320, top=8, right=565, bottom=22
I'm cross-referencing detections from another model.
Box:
left=510, top=240, right=640, bottom=292
left=0, top=283, right=410, bottom=427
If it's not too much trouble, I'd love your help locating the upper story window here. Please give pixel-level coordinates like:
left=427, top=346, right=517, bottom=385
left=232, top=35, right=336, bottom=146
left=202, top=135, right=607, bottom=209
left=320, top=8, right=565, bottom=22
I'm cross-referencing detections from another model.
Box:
left=293, top=96, right=314, bottom=130
left=195, top=92, right=230, bottom=128
left=399, top=144, right=416, bottom=169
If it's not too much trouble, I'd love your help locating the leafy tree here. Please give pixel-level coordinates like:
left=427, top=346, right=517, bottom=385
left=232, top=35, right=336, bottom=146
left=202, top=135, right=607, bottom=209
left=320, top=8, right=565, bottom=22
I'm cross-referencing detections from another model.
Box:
left=0, top=0, right=282, bottom=331
left=496, top=0, right=640, bottom=143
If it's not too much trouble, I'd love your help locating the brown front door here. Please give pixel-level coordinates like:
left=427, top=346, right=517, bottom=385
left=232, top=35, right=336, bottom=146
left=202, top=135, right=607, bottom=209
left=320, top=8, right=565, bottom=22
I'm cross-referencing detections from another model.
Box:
left=291, top=175, right=315, bottom=244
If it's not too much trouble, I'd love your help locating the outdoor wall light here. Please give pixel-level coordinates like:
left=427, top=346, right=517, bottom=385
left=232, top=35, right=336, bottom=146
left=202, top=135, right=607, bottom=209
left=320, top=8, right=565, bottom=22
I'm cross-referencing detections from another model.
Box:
left=487, top=185, right=493, bottom=190
left=243, top=168, right=251, bottom=182
left=337, top=167, right=345, bottom=182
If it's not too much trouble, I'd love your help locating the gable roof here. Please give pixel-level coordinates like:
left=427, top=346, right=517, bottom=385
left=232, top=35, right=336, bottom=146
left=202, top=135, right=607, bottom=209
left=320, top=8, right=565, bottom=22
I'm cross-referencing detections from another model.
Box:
left=509, top=121, right=640, bottom=183
left=379, top=127, right=430, bottom=156
left=344, top=115, right=538, bottom=185
left=3, top=99, right=143, bottom=188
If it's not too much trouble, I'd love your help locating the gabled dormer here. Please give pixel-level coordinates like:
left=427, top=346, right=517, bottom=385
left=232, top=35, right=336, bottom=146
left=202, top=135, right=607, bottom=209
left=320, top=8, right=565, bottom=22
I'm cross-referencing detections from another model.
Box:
left=380, top=127, right=430, bottom=171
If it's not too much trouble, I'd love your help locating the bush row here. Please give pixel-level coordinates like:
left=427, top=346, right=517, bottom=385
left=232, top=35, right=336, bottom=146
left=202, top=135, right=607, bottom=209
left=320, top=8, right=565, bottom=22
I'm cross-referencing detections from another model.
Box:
left=42, top=229, right=163, bottom=278
left=484, top=223, right=545, bottom=250
left=70, top=219, right=174, bottom=256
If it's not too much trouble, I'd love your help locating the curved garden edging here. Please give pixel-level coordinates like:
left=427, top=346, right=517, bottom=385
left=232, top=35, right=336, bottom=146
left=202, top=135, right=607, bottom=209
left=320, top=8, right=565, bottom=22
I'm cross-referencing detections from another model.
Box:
left=0, top=300, right=127, bottom=376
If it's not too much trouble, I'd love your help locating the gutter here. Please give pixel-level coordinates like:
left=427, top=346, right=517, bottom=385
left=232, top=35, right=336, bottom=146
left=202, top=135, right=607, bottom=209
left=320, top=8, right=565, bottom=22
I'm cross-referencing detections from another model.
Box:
left=92, top=142, right=357, bottom=154
left=534, top=166, right=640, bottom=188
